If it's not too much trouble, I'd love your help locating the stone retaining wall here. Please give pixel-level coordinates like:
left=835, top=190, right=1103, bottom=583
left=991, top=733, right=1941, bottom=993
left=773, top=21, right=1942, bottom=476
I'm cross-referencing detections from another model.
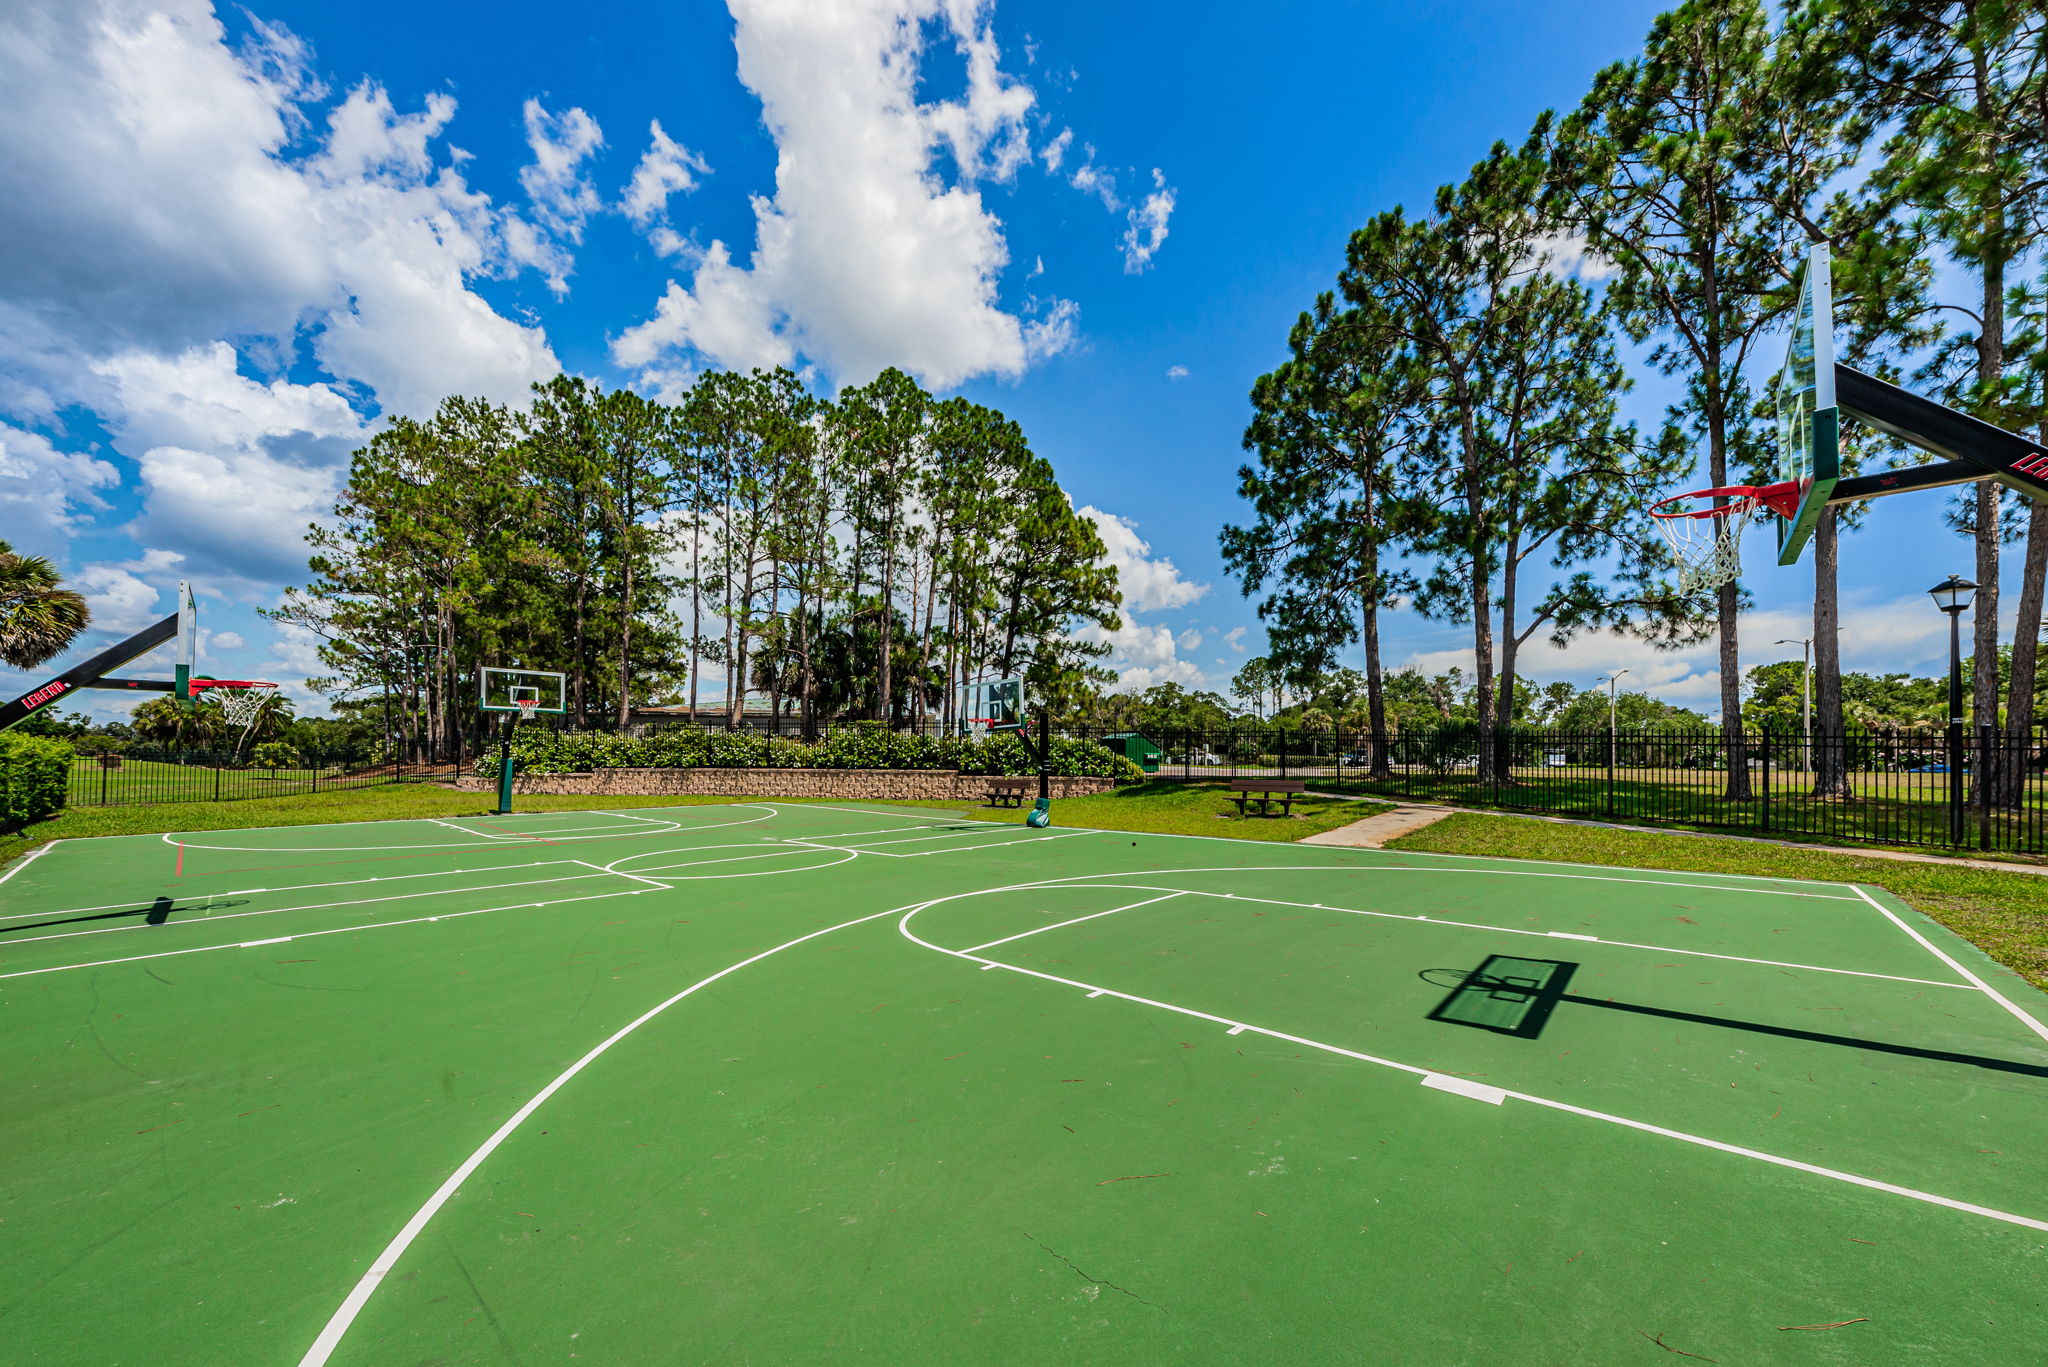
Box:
left=454, top=767, right=1115, bottom=802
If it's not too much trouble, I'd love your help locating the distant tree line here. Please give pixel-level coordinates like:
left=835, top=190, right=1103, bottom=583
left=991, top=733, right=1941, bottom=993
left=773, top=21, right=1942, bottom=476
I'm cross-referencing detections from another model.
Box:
left=269, top=368, right=1120, bottom=761
left=1224, top=0, right=2048, bottom=805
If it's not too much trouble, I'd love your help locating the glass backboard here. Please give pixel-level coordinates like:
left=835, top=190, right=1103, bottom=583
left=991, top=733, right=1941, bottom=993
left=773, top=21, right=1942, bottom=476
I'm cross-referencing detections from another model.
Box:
left=174, top=581, right=198, bottom=706
left=1775, top=243, right=1841, bottom=565
left=478, top=666, right=568, bottom=714
left=959, top=676, right=1025, bottom=736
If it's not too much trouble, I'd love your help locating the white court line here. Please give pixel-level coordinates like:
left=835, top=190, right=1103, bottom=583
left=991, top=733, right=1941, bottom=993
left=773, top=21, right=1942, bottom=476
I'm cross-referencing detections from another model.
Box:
left=962, top=893, right=1186, bottom=954
left=842, top=829, right=1104, bottom=859
left=769, top=802, right=964, bottom=827
left=157, top=816, right=706, bottom=853
left=603, top=845, right=862, bottom=881
left=0, top=840, right=58, bottom=889
left=0, top=872, right=610, bottom=949
left=294, top=895, right=925, bottom=1367
left=788, top=826, right=1038, bottom=850
left=1199, top=889, right=1975, bottom=991
left=0, top=860, right=573, bottom=925
left=898, top=907, right=2048, bottom=1236
left=1854, top=884, right=2048, bottom=1044
left=0, top=888, right=653, bottom=982
left=568, top=859, right=671, bottom=889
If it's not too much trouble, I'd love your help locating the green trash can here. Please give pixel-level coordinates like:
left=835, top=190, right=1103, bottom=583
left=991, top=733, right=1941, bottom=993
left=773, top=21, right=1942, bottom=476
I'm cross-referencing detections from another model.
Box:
left=1101, top=732, right=1163, bottom=774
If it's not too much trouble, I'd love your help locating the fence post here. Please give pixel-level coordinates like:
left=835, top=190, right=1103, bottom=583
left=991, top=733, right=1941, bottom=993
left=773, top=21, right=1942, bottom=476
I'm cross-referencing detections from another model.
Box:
left=1947, top=720, right=1966, bottom=845
left=1605, top=726, right=1616, bottom=819
left=1278, top=728, right=1287, bottom=779
left=1759, top=731, right=1771, bottom=832
left=1979, top=724, right=1995, bottom=852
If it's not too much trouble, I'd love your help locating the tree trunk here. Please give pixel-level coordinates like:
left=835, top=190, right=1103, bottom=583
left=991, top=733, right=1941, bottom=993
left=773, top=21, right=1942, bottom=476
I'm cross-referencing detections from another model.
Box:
left=1968, top=248, right=2006, bottom=786
left=617, top=512, right=636, bottom=732
left=879, top=507, right=898, bottom=724
left=1362, top=592, right=1389, bottom=779
left=2000, top=490, right=2048, bottom=806
left=688, top=502, right=702, bottom=718
left=1812, top=506, right=1849, bottom=798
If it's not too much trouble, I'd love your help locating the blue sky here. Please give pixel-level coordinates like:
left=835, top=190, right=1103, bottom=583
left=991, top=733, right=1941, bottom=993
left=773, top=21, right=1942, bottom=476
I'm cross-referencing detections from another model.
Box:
left=1, top=0, right=1987, bottom=723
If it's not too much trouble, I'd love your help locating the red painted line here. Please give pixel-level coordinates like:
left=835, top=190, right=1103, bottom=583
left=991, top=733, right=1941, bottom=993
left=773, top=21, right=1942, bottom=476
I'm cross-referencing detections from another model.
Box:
left=174, top=842, right=185, bottom=878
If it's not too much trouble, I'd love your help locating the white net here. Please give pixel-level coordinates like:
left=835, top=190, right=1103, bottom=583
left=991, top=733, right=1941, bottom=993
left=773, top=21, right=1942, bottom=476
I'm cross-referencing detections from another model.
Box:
left=1653, top=493, right=1759, bottom=597
left=201, top=683, right=277, bottom=729
left=515, top=698, right=540, bottom=723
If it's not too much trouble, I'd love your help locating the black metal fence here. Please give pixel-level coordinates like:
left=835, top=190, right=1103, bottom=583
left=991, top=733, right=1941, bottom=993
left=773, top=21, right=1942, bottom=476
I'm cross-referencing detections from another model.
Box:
left=60, top=719, right=2048, bottom=856
left=65, top=744, right=428, bottom=808
left=1120, top=723, right=2048, bottom=854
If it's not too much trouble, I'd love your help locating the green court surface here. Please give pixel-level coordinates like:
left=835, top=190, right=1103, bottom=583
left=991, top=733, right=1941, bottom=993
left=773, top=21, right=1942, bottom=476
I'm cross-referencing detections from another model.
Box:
left=3, top=802, right=2046, bottom=1365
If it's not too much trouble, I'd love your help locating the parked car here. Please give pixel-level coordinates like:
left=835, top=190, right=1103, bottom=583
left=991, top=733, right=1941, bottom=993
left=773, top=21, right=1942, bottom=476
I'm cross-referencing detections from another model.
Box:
left=1183, top=750, right=1224, bottom=766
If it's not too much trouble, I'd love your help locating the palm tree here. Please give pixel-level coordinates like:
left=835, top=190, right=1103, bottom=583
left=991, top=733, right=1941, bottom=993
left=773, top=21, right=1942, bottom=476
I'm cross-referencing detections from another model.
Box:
left=230, top=691, right=295, bottom=761
left=131, top=696, right=228, bottom=750
left=0, top=540, right=90, bottom=669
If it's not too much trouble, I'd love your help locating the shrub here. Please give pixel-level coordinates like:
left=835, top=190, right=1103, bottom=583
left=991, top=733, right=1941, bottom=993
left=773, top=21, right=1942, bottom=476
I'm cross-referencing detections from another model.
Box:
left=0, top=733, right=72, bottom=828
left=252, top=741, right=303, bottom=770
left=474, top=725, right=1143, bottom=782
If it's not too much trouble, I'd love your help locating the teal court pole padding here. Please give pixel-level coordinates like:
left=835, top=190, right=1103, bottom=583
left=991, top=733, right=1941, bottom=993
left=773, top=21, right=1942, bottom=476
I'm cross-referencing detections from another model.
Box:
left=1026, top=709, right=1052, bottom=827
left=496, top=720, right=515, bottom=815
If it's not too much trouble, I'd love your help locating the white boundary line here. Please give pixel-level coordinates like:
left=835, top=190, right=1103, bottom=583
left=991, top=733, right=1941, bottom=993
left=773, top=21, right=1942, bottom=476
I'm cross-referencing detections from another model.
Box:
left=604, top=845, right=861, bottom=880
left=816, top=829, right=1104, bottom=859
left=0, top=872, right=616, bottom=950
left=1853, top=884, right=2048, bottom=1044
left=897, top=894, right=2048, bottom=1236
left=1195, top=889, right=1974, bottom=991
left=0, top=839, right=58, bottom=889
left=962, top=892, right=1186, bottom=954
left=293, top=896, right=927, bottom=1367
left=567, top=859, right=670, bottom=889
left=0, top=860, right=576, bottom=924
left=0, top=888, right=653, bottom=982
left=156, top=804, right=780, bottom=854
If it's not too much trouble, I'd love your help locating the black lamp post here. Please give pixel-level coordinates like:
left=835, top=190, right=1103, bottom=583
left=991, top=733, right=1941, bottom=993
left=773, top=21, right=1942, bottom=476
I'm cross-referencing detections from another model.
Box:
left=1928, top=574, right=1977, bottom=843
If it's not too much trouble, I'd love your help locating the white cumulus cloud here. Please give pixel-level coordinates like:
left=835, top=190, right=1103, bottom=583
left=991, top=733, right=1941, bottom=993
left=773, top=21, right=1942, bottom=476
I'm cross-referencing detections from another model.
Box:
left=1121, top=168, right=1175, bottom=273
left=0, top=424, right=119, bottom=557
left=0, top=0, right=562, bottom=426
left=622, top=119, right=711, bottom=259
left=610, top=0, right=1075, bottom=389
left=1080, top=507, right=1207, bottom=613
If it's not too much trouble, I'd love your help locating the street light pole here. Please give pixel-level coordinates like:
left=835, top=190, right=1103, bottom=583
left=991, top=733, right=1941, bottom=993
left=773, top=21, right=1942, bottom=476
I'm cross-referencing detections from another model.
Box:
left=1605, top=669, right=1628, bottom=769
left=1775, top=637, right=1812, bottom=767
left=1928, top=576, right=1978, bottom=845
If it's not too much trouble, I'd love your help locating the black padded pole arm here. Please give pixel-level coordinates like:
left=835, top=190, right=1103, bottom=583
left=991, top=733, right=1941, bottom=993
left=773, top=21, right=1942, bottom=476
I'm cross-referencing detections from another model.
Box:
left=0, top=611, right=180, bottom=732
left=1829, top=365, right=2048, bottom=503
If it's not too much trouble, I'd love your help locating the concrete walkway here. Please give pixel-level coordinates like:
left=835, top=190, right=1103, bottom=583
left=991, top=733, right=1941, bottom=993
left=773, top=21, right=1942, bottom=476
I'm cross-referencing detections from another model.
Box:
left=1299, top=804, right=1455, bottom=849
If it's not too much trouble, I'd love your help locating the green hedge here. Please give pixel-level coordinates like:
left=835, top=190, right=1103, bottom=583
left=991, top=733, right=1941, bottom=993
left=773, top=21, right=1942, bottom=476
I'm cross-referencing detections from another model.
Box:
left=0, top=733, right=73, bottom=828
left=474, top=725, right=1142, bottom=782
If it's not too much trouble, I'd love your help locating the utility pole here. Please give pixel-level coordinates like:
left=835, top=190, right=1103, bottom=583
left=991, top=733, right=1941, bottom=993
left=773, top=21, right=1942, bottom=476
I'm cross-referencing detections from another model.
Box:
left=1605, top=669, right=1628, bottom=770
left=1775, top=637, right=1812, bottom=763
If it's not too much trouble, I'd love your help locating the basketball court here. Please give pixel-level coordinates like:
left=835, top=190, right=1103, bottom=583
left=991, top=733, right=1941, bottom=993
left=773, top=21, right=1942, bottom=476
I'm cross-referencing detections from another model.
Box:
left=4, top=800, right=2045, bottom=1364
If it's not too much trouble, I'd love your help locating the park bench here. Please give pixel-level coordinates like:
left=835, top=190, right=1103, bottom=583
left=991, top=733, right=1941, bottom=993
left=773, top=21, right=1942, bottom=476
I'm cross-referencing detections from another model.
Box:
left=1229, top=778, right=1305, bottom=817
left=984, top=777, right=1034, bottom=808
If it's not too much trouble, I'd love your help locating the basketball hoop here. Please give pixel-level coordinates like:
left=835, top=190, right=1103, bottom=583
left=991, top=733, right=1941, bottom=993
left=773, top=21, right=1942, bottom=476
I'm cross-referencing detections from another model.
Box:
left=193, top=679, right=279, bottom=729
left=514, top=697, right=540, bottom=724
left=1649, top=482, right=1801, bottom=596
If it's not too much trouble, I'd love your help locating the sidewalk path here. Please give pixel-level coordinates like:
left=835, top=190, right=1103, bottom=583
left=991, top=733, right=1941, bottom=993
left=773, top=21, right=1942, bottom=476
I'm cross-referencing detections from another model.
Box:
left=1299, top=804, right=1454, bottom=849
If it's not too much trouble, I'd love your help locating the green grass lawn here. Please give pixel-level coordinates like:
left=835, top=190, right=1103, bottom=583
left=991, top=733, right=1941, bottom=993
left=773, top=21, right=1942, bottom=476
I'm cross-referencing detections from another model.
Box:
left=1391, top=812, right=2048, bottom=992
left=906, top=778, right=1388, bottom=841
left=1317, top=765, right=2048, bottom=854
left=64, top=754, right=391, bottom=807
left=0, top=779, right=1384, bottom=872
